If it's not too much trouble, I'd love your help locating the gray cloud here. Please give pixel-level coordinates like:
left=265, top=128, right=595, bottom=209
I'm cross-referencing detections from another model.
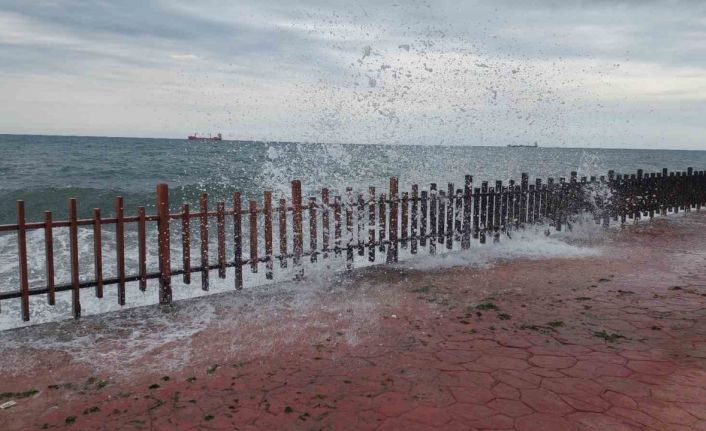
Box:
left=0, top=0, right=704, bottom=149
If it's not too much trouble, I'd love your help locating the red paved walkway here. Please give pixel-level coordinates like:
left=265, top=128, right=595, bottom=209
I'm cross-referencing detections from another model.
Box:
left=1, top=214, right=706, bottom=430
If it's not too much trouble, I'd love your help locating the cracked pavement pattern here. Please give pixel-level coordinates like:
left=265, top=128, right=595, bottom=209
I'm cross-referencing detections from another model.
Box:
left=1, top=213, right=706, bottom=430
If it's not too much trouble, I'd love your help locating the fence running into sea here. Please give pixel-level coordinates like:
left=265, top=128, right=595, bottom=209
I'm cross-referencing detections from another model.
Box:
left=1, top=167, right=705, bottom=323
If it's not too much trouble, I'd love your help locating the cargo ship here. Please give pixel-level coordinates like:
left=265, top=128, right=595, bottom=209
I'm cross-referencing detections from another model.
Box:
left=507, top=141, right=538, bottom=148
left=187, top=133, right=222, bottom=141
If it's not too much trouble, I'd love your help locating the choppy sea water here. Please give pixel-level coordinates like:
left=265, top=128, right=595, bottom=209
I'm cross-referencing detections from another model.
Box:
left=0, top=134, right=705, bottom=329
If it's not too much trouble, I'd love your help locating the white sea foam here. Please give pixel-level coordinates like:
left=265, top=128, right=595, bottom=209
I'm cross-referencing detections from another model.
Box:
left=0, top=213, right=607, bottom=331
left=396, top=226, right=602, bottom=272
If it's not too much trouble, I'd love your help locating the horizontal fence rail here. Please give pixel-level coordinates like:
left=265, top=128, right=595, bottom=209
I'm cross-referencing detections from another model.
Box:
left=1, top=167, right=705, bottom=322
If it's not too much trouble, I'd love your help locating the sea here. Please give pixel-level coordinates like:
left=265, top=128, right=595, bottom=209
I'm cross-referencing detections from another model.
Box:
left=1, top=133, right=705, bottom=329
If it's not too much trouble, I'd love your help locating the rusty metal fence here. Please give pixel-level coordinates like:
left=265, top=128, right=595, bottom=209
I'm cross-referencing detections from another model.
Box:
left=1, top=167, right=704, bottom=322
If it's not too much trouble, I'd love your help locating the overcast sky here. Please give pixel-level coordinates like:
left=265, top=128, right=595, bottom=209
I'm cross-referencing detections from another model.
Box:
left=0, top=0, right=704, bottom=149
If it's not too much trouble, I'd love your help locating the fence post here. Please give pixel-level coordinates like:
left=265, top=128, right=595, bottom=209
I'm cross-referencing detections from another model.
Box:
left=138, top=206, right=147, bottom=290
left=357, top=193, right=365, bottom=256
left=199, top=193, right=209, bottom=290
left=156, top=183, right=172, bottom=305
left=533, top=179, right=541, bottom=222
left=322, top=188, right=330, bottom=258
left=636, top=169, right=643, bottom=220
left=16, top=200, right=30, bottom=321
left=69, top=198, right=81, bottom=318
left=292, top=180, right=303, bottom=276
left=45, top=210, right=56, bottom=305
left=91, top=209, right=103, bottom=297
left=249, top=200, right=258, bottom=273
left=115, top=196, right=125, bottom=305
left=217, top=201, right=227, bottom=278
left=420, top=190, right=428, bottom=247
left=278, top=197, right=287, bottom=268
left=556, top=178, right=566, bottom=231
left=411, top=185, right=418, bottom=254
left=181, top=204, right=191, bottom=284
left=520, top=173, right=529, bottom=225
left=480, top=181, right=488, bottom=243
left=309, top=197, right=317, bottom=263
left=335, top=195, right=343, bottom=256
left=346, top=187, right=354, bottom=269
left=369, top=187, right=376, bottom=261
left=233, top=192, right=244, bottom=289
left=438, top=190, right=446, bottom=245
left=264, top=192, right=273, bottom=278
left=687, top=167, right=694, bottom=211
left=429, top=184, right=437, bottom=254
left=402, top=191, right=409, bottom=249
left=387, top=177, right=399, bottom=263
left=446, top=183, right=454, bottom=248
left=462, top=175, right=472, bottom=249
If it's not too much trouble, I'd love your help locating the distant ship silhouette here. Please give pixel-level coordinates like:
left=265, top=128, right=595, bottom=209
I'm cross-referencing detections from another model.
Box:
left=507, top=141, right=538, bottom=148
left=188, top=133, right=222, bottom=141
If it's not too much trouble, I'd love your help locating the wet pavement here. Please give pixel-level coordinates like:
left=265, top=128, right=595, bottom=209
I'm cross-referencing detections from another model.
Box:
left=1, top=213, right=706, bottom=430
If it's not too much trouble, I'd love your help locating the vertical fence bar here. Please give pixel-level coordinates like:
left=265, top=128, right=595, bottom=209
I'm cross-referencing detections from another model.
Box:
left=357, top=193, right=365, bottom=256
left=368, top=187, right=376, bottom=262
left=495, top=185, right=502, bottom=240
left=569, top=172, right=578, bottom=221
left=688, top=167, right=694, bottom=211
left=696, top=171, right=705, bottom=211
left=487, top=186, right=495, bottom=242
left=309, top=197, right=318, bottom=263
left=138, top=206, right=147, bottom=291
left=115, top=196, right=126, bottom=305
left=217, top=201, right=226, bottom=278
left=91, top=209, right=102, bottom=298
left=500, top=185, right=508, bottom=232
left=558, top=178, right=567, bottom=230
left=649, top=173, right=656, bottom=219
left=322, top=188, right=330, bottom=258
left=480, top=182, right=487, bottom=244
left=233, top=192, right=243, bottom=289
left=527, top=185, right=535, bottom=225
left=67, top=198, right=81, bottom=319
left=600, top=176, right=610, bottom=227
left=534, top=179, right=542, bottom=222
left=199, top=193, right=209, bottom=290
left=334, top=195, right=342, bottom=256
left=401, top=191, right=409, bottom=249
left=278, top=197, right=287, bottom=268
left=378, top=193, right=386, bottom=252
left=508, top=179, right=516, bottom=228
left=388, top=177, right=399, bottom=263
left=45, top=211, right=56, bottom=304
left=346, top=188, right=354, bottom=269
left=520, top=173, right=528, bottom=225
left=17, top=201, right=30, bottom=321
left=446, top=183, right=454, bottom=248
left=429, top=184, right=437, bottom=254
left=411, top=185, right=419, bottom=254
left=635, top=170, right=643, bottom=220
left=156, top=183, right=172, bottom=304
left=292, top=180, right=303, bottom=276
left=454, top=188, right=462, bottom=243
left=462, top=175, right=473, bottom=248
left=473, top=186, right=480, bottom=239
left=181, top=204, right=191, bottom=284
left=249, top=200, right=258, bottom=273
left=264, top=192, right=273, bottom=279
left=438, top=190, right=446, bottom=245
left=420, top=190, right=428, bottom=247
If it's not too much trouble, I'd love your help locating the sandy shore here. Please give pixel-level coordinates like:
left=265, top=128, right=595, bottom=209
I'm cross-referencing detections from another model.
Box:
left=1, top=213, right=706, bottom=430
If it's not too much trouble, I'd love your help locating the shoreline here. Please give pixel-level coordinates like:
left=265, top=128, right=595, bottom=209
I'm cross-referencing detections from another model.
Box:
left=1, top=212, right=705, bottom=429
